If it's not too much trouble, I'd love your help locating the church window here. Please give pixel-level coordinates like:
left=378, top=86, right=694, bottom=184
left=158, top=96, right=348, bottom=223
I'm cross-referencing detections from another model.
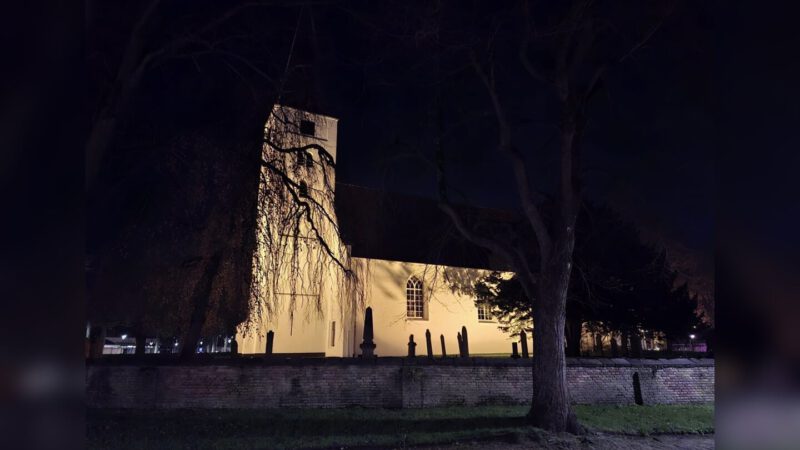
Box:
left=406, top=277, right=424, bottom=319
left=298, top=181, right=309, bottom=197
left=477, top=302, right=492, bottom=321
left=299, top=119, right=316, bottom=136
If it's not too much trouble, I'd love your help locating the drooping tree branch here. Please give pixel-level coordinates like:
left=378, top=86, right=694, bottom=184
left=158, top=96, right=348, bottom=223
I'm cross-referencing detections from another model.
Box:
left=244, top=106, right=364, bottom=336
left=259, top=157, right=349, bottom=275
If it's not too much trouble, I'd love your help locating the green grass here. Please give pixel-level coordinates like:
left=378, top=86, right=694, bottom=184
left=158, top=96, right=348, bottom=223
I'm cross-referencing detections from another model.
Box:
left=574, top=404, right=715, bottom=435
left=87, top=404, right=713, bottom=449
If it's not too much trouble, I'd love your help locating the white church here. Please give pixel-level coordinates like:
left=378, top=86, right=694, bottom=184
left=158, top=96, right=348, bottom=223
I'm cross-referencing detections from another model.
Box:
left=236, top=106, right=520, bottom=357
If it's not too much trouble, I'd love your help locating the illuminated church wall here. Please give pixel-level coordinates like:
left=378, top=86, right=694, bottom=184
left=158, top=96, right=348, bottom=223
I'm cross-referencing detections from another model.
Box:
left=350, top=258, right=517, bottom=357
left=238, top=106, right=517, bottom=357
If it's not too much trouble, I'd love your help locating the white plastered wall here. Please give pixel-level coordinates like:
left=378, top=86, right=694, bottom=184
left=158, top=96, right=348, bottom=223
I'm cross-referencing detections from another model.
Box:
left=351, top=258, right=517, bottom=357
left=238, top=105, right=344, bottom=355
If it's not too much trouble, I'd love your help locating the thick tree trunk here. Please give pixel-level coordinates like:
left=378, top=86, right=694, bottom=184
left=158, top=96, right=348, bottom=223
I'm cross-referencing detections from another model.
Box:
left=179, top=252, right=222, bottom=360
left=527, top=259, right=583, bottom=434
left=564, top=315, right=582, bottom=357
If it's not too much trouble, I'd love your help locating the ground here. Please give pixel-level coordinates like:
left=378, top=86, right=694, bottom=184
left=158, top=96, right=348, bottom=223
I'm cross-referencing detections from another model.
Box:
left=417, top=434, right=714, bottom=449
left=87, top=404, right=714, bottom=449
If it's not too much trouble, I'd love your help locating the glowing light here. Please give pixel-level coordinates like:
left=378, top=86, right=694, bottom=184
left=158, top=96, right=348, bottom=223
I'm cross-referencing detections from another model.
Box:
left=689, top=334, right=696, bottom=339
left=174, top=342, right=178, bottom=347
left=121, top=334, right=128, bottom=340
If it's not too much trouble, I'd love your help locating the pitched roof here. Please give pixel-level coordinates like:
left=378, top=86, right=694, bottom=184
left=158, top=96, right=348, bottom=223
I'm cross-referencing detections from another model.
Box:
left=334, top=183, right=518, bottom=270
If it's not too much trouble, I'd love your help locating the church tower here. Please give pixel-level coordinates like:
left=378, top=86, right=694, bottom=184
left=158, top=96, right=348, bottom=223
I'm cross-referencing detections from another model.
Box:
left=237, top=105, right=353, bottom=356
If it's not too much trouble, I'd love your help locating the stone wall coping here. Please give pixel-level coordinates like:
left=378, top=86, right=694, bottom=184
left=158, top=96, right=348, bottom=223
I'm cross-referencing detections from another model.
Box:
left=88, top=355, right=714, bottom=368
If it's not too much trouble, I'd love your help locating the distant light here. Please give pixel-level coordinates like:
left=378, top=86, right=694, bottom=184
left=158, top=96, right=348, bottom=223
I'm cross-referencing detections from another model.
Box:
left=199, top=340, right=203, bottom=345
left=654, top=346, right=660, bottom=351
left=174, top=342, right=178, bottom=347
left=121, top=334, right=128, bottom=340
left=689, top=334, right=696, bottom=339
left=227, top=338, right=232, bottom=343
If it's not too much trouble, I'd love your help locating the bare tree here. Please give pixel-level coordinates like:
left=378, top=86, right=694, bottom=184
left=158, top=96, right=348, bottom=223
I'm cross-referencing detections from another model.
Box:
left=86, top=0, right=341, bottom=190
left=429, top=0, right=674, bottom=432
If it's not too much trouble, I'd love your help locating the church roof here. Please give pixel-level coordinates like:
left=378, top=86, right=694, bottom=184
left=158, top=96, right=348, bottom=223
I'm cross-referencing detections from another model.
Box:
left=334, top=183, right=519, bottom=270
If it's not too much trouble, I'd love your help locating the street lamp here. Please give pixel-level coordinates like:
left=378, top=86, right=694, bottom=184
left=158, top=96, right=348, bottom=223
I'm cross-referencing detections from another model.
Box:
left=689, top=334, right=696, bottom=351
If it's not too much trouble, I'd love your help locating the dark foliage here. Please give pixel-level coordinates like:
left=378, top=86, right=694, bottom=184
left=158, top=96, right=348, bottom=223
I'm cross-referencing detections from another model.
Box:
left=474, top=204, right=703, bottom=351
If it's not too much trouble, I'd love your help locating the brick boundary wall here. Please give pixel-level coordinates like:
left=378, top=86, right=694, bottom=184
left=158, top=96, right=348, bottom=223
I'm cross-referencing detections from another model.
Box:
left=86, top=357, right=713, bottom=409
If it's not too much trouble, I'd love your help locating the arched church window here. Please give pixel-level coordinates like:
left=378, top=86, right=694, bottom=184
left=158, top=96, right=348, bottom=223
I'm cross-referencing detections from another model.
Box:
left=304, top=151, right=314, bottom=168
left=406, top=277, right=424, bottom=318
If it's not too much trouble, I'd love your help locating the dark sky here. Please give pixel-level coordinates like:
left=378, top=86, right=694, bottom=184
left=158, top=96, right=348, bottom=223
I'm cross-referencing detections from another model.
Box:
left=88, top=1, right=715, bottom=260
left=716, top=2, right=800, bottom=264
left=293, top=2, right=715, bottom=254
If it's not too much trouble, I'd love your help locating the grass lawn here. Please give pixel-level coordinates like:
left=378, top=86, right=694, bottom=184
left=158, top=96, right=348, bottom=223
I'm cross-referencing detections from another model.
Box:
left=574, top=404, right=714, bottom=435
left=87, top=404, right=713, bottom=449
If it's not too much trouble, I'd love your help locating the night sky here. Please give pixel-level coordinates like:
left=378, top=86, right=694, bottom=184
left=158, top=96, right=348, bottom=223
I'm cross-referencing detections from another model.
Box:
left=296, top=2, right=714, bottom=256
left=84, top=0, right=717, bottom=276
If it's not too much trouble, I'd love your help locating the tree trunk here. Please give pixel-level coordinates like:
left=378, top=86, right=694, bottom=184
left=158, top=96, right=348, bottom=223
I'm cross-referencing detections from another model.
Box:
left=621, top=330, right=630, bottom=356
left=610, top=332, right=619, bottom=357
left=134, top=322, right=147, bottom=356
left=527, top=259, right=583, bottom=434
left=594, top=333, right=603, bottom=356
left=564, top=315, right=582, bottom=357
left=630, top=330, right=643, bottom=358
left=89, top=325, right=106, bottom=359
left=179, top=252, right=222, bottom=360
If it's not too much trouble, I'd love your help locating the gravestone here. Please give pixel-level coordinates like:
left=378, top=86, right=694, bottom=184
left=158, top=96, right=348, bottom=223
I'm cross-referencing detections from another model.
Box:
left=359, top=307, right=376, bottom=358
left=511, top=342, right=520, bottom=359
left=425, top=329, right=433, bottom=359
left=407, top=334, right=417, bottom=357
left=440, top=334, right=447, bottom=358
left=520, top=330, right=529, bottom=358
left=461, top=326, right=470, bottom=357
left=265, top=330, right=274, bottom=356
